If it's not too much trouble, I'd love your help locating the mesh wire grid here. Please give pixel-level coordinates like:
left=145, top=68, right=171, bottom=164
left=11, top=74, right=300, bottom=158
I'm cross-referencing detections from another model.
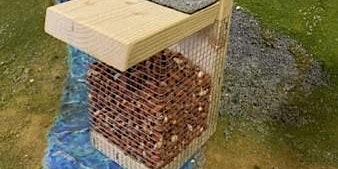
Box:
left=87, top=19, right=229, bottom=169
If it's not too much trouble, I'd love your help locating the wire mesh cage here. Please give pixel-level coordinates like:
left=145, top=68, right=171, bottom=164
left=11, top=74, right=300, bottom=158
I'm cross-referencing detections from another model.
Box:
left=42, top=0, right=233, bottom=168
left=87, top=17, right=229, bottom=169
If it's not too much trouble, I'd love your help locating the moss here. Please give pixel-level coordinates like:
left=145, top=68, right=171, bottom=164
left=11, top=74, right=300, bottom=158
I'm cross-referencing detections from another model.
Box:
left=261, top=28, right=277, bottom=47
left=287, top=43, right=313, bottom=73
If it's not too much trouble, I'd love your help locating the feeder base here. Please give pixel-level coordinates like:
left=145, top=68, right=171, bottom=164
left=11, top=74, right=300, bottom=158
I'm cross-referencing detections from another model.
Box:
left=91, top=126, right=215, bottom=169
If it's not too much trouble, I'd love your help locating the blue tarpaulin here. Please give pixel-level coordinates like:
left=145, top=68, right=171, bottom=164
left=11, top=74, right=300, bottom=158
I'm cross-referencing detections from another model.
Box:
left=42, top=45, right=200, bottom=169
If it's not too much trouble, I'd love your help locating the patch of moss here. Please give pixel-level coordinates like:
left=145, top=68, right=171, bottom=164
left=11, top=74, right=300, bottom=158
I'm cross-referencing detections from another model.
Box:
left=261, top=28, right=277, bottom=47
left=287, top=43, right=313, bottom=73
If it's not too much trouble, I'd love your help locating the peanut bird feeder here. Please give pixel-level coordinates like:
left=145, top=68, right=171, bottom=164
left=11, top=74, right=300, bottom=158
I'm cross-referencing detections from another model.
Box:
left=45, top=0, right=233, bottom=168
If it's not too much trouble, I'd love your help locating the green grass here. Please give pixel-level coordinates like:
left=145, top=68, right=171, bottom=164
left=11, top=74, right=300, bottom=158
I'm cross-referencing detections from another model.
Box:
left=205, top=0, right=338, bottom=168
left=0, top=0, right=67, bottom=168
left=236, top=0, right=338, bottom=73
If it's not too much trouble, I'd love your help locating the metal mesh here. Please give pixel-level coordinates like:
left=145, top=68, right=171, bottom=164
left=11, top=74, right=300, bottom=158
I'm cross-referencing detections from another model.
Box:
left=87, top=19, right=229, bottom=169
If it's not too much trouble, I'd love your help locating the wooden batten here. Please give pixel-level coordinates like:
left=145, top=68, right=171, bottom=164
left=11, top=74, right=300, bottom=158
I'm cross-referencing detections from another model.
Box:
left=44, top=0, right=231, bottom=71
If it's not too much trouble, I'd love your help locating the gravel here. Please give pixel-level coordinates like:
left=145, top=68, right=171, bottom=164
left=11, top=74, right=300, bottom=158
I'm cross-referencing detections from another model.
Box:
left=148, top=0, right=217, bottom=13
left=222, top=8, right=326, bottom=127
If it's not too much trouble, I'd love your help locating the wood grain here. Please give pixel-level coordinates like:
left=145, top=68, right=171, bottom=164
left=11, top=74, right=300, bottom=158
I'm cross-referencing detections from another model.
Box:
left=44, top=0, right=232, bottom=71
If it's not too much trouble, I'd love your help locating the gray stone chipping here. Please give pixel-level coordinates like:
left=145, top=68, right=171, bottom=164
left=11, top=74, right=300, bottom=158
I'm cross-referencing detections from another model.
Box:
left=148, top=0, right=218, bottom=13
left=222, top=8, right=326, bottom=128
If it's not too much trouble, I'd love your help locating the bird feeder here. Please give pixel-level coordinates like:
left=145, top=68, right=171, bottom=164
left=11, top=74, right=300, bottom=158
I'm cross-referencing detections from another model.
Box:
left=45, top=0, right=233, bottom=168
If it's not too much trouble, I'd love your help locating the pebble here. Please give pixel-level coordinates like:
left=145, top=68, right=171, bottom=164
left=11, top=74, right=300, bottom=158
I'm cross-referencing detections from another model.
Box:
left=235, top=6, right=242, bottom=11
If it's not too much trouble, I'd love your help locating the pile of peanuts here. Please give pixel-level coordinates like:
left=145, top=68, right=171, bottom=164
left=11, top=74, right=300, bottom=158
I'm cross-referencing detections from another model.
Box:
left=87, top=49, right=211, bottom=169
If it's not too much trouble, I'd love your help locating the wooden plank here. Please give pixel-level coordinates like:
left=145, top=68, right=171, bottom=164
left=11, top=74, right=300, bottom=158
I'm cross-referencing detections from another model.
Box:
left=45, top=0, right=225, bottom=71
left=127, top=3, right=220, bottom=68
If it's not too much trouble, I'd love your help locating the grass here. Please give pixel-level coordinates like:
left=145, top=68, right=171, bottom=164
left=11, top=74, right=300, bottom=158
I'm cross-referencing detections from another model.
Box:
left=236, top=0, right=338, bottom=72
left=236, top=0, right=338, bottom=164
left=205, top=0, right=338, bottom=168
left=0, top=0, right=337, bottom=169
left=205, top=117, right=337, bottom=169
left=0, top=0, right=67, bottom=168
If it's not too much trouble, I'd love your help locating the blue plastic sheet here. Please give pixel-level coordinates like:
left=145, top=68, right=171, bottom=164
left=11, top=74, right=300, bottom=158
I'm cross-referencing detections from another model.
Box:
left=43, top=45, right=199, bottom=169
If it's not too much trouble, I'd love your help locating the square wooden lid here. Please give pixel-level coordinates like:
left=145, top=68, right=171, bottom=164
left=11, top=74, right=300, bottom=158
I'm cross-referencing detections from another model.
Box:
left=45, top=0, right=223, bottom=71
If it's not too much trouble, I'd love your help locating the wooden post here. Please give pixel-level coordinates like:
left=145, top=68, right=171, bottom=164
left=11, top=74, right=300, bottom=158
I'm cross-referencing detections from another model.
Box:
left=218, top=0, right=228, bottom=20
left=208, top=0, right=233, bottom=132
left=215, top=0, right=233, bottom=48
